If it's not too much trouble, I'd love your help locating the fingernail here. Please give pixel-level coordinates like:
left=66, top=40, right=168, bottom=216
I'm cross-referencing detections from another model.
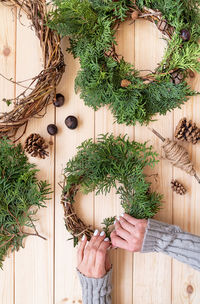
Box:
left=94, top=229, right=99, bottom=236
left=114, top=219, right=116, bottom=224
left=117, top=216, right=120, bottom=221
left=121, top=213, right=124, bottom=217
left=100, top=231, right=105, bottom=236
left=81, top=234, right=85, bottom=241
left=104, top=237, right=109, bottom=242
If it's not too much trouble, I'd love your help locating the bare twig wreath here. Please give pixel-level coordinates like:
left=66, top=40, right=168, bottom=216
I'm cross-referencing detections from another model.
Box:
left=61, top=134, right=162, bottom=246
left=0, top=0, right=65, bottom=141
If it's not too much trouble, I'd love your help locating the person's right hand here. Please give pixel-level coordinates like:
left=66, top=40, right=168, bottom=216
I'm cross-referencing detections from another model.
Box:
left=110, top=213, right=147, bottom=252
left=77, top=230, right=111, bottom=279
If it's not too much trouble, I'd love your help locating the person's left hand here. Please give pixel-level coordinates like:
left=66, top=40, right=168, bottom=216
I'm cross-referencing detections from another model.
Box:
left=110, top=213, right=147, bottom=252
left=77, top=230, right=111, bottom=278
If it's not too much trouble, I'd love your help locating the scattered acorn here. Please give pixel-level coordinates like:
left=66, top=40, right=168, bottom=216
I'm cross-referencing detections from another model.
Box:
left=65, top=116, right=78, bottom=130
left=53, top=93, right=65, bottom=107
left=131, top=10, right=139, bottom=21
left=47, top=124, right=58, bottom=135
left=180, top=29, right=190, bottom=42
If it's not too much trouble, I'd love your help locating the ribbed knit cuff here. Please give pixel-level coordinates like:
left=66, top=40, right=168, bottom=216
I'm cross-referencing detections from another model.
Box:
left=141, top=218, right=182, bottom=253
left=77, top=268, right=112, bottom=304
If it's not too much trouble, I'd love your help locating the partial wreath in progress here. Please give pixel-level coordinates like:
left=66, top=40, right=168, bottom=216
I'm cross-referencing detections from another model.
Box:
left=0, top=0, right=65, bottom=140
left=49, top=0, right=200, bottom=126
left=61, top=134, right=162, bottom=246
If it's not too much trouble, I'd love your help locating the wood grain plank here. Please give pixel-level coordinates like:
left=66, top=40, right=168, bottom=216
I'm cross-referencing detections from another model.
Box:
left=95, top=20, right=134, bottom=304
left=0, top=4, right=16, bottom=304
left=133, top=19, right=172, bottom=304
left=54, top=38, right=94, bottom=304
left=172, top=74, right=200, bottom=303
left=14, top=10, right=54, bottom=304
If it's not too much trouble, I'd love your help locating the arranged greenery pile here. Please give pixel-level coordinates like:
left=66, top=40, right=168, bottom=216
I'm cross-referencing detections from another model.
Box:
left=0, top=138, right=50, bottom=269
left=61, top=134, right=162, bottom=246
left=48, top=0, right=200, bottom=126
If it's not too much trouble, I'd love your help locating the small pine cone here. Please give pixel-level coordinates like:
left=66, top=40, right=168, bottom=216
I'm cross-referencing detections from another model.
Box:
left=175, top=117, right=200, bottom=144
left=121, top=79, right=131, bottom=87
left=171, top=179, right=187, bottom=195
left=170, top=69, right=184, bottom=85
left=24, top=133, right=49, bottom=159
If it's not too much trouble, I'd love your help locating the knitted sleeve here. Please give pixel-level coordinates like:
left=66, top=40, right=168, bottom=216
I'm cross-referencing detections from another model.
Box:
left=77, top=268, right=112, bottom=304
left=141, top=219, right=200, bottom=271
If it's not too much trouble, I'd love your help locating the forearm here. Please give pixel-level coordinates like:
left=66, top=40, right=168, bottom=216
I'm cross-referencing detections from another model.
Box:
left=141, top=219, right=200, bottom=271
left=77, top=268, right=112, bottom=304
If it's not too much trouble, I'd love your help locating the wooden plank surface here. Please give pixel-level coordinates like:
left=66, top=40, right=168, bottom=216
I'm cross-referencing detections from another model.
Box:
left=0, top=3, right=200, bottom=304
left=13, top=8, right=55, bottom=304
left=0, top=4, right=16, bottom=304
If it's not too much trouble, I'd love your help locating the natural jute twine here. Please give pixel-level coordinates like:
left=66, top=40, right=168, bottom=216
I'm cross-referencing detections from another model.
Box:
left=150, top=128, right=200, bottom=183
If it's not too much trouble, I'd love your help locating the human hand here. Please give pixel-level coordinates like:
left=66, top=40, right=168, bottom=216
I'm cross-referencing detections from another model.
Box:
left=77, top=230, right=111, bottom=278
left=110, top=214, right=147, bottom=252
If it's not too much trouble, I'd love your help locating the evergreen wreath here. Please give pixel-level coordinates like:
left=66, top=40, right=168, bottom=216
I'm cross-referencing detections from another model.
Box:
left=48, top=0, right=200, bottom=126
left=0, top=0, right=65, bottom=141
left=0, top=138, right=51, bottom=269
left=61, top=134, right=162, bottom=246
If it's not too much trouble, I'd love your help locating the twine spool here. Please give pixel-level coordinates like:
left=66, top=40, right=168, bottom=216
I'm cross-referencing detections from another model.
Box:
left=162, top=138, right=196, bottom=176
left=150, top=128, right=200, bottom=183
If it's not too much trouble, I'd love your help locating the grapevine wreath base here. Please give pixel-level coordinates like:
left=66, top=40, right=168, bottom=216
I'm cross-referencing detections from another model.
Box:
left=49, top=0, right=200, bottom=126
left=0, top=0, right=65, bottom=140
left=61, top=134, right=162, bottom=246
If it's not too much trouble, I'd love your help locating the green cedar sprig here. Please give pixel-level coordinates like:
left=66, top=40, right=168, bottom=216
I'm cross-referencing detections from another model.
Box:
left=0, top=138, right=51, bottom=269
left=63, top=134, right=162, bottom=240
left=48, top=0, right=200, bottom=126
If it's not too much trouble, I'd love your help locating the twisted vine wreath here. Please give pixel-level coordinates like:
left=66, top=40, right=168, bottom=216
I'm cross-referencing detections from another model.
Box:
left=0, top=0, right=65, bottom=140
left=61, top=134, right=162, bottom=246
left=48, top=0, right=200, bottom=126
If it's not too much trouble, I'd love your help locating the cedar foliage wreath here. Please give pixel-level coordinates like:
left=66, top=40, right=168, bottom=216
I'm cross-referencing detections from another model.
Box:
left=0, top=138, right=51, bottom=269
left=61, top=134, right=162, bottom=246
left=48, top=0, right=200, bottom=126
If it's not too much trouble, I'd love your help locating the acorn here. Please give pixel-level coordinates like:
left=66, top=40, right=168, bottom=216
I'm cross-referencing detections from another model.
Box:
left=47, top=124, right=58, bottom=135
left=131, top=10, right=139, bottom=21
left=180, top=29, right=190, bottom=42
left=121, top=79, right=131, bottom=87
left=53, top=93, right=65, bottom=107
left=65, top=116, right=78, bottom=129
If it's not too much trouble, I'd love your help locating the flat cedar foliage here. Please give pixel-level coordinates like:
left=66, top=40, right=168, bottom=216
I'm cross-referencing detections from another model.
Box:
left=48, top=0, right=200, bottom=125
left=0, top=138, right=50, bottom=269
left=64, top=134, right=162, bottom=238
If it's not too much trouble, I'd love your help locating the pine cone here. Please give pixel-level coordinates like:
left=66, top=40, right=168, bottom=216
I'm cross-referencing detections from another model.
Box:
left=175, top=117, right=200, bottom=144
left=170, top=69, right=184, bottom=85
left=24, top=133, right=49, bottom=159
left=171, top=179, right=186, bottom=195
left=121, top=79, right=131, bottom=87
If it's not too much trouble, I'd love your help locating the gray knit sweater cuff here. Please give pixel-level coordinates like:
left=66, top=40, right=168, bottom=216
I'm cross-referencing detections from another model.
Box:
left=77, top=268, right=112, bottom=304
left=141, top=219, right=200, bottom=271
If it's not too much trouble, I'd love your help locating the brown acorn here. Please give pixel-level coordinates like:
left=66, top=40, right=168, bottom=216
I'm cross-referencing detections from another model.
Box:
left=131, top=11, right=139, bottom=21
left=47, top=124, right=58, bottom=135
left=180, top=29, right=190, bottom=42
left=53, top=93, right=65, bottom=107
left=65, top=116, right=78, bottom=129
left=121, top=79, right=131, bottom=87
